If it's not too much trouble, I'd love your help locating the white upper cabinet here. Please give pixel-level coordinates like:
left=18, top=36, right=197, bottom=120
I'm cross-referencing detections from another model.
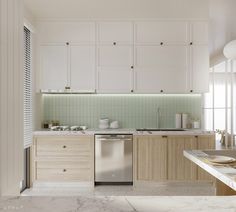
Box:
left=98, top=22, right=133, bottom=45
left=70, top=45, right=96, bottom=91
left=135, top=21, right=189, bottom=45
left=38, top=20, right=209, bottom=94
left=190, top=45, right=209, bottom=93
left=191, top=21, right=208, bottom=45
left=98, top=68, right=133, bottom=93
left=40, top=45, right=68, bottom=91
left=97, top=46, right=133, bottom=93
left=189, top=21, right=209, bottom=93
left=38, top=22, right=95, bottom=44
left=135, top=46, right=188, bottom=93
left=98, top=46, right=133, bottom=67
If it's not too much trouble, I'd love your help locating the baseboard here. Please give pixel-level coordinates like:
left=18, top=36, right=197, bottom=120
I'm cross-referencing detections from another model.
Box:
left=32, top=181, right=94, bottom=188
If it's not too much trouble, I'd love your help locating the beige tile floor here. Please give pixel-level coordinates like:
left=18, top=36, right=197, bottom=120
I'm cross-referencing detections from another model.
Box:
left=22, top=182, right=215, bottom=196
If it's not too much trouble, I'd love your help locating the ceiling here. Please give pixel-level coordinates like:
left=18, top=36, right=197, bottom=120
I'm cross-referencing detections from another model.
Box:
left=24, top=0, right=236, bottom=62
left=23, top=0, right=208, bottom=20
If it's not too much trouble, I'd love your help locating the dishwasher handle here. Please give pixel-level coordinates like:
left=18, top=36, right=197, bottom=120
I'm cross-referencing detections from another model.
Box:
left=96, top=138, right=132, bottom=142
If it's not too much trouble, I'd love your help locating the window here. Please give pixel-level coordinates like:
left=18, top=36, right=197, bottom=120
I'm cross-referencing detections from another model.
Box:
left=24, top=27, right=33, bottom=148
left=203, top=60, right=236, bottom=145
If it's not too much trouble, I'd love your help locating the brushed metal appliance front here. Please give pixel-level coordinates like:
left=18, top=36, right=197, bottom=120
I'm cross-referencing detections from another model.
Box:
left=95, top=134, right=133, bottom=183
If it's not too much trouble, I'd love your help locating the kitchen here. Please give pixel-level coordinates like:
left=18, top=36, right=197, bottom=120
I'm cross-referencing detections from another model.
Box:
left=1, top=0, right=236, bottom=211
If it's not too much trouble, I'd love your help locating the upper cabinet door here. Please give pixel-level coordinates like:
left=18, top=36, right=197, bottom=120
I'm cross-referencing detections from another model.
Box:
left=191, top=22, right=208, bottom=45
left=135, top=21, right=189, bottom=45
left=98, top=22, right=133, bottom=45
left=191, top=45, right=209, bottom=93
left=70, top=45, right=96, bottom=91
left=97, top=46, right=133, bottom=93
left=135, top=46, right=188, bottom=93
left=40, top=45, right=68, bottom=91
left=98, top=46, right=133, bottom=67
left=38, top=22, right=96, bottom=44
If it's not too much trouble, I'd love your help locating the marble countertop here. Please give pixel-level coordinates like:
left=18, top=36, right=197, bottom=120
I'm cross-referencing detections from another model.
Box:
left=184, top=150, right=236, bottom=191
left=34, top=129, right=214, bottom=136
left=1, top=196, right=236, bottom=212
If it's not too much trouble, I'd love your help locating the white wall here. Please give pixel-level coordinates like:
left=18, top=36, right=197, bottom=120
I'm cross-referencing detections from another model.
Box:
left=0, top=0, right=24, bottom=196
left=24, top=0, right=209, bottom=20
left=209, top=0, right=236, bottom=64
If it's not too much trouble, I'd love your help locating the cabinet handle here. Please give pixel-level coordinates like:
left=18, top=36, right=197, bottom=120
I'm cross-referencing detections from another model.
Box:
left=63, top=145, right=67, bottom=148
left=113, top=42, right=117, bottom=45
left=162, top=136, right=168, bottom=138
left=63, top=169, right=67, bottom=172
left=160, top=42, right=164, bottom=45
left=66, top=42, right=69, bottom=45
left=131, top=90, right=134, bottom=93
left=190, top=42, right=193, bottom=45
left=160, top=90, right=164, bottom=93
left=190, top=90, right=193, bottom=93
left=131, top=66, right=134, bottom=69
left=65, top=86, right=70, bottom=90
left=195, top=136, right=198, bottom=138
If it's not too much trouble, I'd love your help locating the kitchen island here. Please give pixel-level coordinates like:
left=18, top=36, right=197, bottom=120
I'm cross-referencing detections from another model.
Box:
left=184, top=150, right=236, bottom=195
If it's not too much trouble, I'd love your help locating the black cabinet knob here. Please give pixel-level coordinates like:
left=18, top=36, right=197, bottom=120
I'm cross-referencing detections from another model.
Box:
left=131, top=66, right=134, bottom=69
left=66, top=42, right=69, bottom=45
left=190, top=90, right=193, bottom=93
left=131, top=90, right=134, bottom=93
left=63, top=169, right=67, bottom=172
left=190, top=42, right=193, bottom=45
left=63, top=145, right=67, bottom=148
left=113, top=42, right=116, bottom=45
left=160, top=42, right=164, bottom=45
left=160, top=90, right=164, bottom=93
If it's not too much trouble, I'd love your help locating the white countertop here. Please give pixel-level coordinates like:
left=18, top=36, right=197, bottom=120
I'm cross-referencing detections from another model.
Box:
left=184, top=150, right=236, bottom=191
left=1, top=196, right=236, bottom=212
left=34, top=129, right=214, bottom=136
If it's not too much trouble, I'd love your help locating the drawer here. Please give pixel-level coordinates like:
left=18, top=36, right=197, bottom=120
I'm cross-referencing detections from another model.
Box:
left=35, top=161, right=92, bottom=181
left=34, top=136, right=93, bottom=157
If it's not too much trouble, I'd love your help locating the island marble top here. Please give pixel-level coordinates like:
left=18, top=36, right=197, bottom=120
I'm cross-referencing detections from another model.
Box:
left=184, top=150, right=236, bottom=191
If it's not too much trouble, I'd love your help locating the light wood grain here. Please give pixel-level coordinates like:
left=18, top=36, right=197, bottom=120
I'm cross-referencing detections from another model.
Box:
left=134, top=136, right=167, bottom=182
left=168, top=136, right=198, bottom=181
left=134, top=134, right=215, bottom=183
left=32, top=136, right=94, bottom=184
left=197, top=135, right=216, bottom=182
left=215, top=179, right=236, bottom=196
left=34, top=136, right=92, bottom=157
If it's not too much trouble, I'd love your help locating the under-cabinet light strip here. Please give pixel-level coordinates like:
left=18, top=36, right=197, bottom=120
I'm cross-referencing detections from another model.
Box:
left=41, top=93, right=201, bottom=97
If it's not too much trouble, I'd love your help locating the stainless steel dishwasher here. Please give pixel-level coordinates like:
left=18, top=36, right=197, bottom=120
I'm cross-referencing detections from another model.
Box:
left=95, top=134, right=133, bottom=184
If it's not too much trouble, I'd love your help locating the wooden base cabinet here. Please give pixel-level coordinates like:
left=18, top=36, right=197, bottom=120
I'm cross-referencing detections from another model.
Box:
left=167, top=136, right=197, bottom=181
left=32, top=136, right=94, bottom=185
left=134, top=136, right=168, bottom=182
left=197, top=135, right=215, bottom=181
left=134, top=134, right=215, bottom=183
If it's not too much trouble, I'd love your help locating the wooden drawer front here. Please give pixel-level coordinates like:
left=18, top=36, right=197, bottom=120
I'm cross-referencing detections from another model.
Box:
left=35, top=137, right=92, bottom=157
left=36, top=161, right=92, bottom=181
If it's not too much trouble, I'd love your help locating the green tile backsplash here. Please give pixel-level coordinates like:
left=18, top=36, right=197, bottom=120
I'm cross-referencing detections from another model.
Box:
left=42, top=94, right=202, bottom=128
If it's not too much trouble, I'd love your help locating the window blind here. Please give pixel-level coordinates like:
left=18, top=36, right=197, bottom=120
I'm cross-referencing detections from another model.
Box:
left=24, top=27, right=32, bottom=148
